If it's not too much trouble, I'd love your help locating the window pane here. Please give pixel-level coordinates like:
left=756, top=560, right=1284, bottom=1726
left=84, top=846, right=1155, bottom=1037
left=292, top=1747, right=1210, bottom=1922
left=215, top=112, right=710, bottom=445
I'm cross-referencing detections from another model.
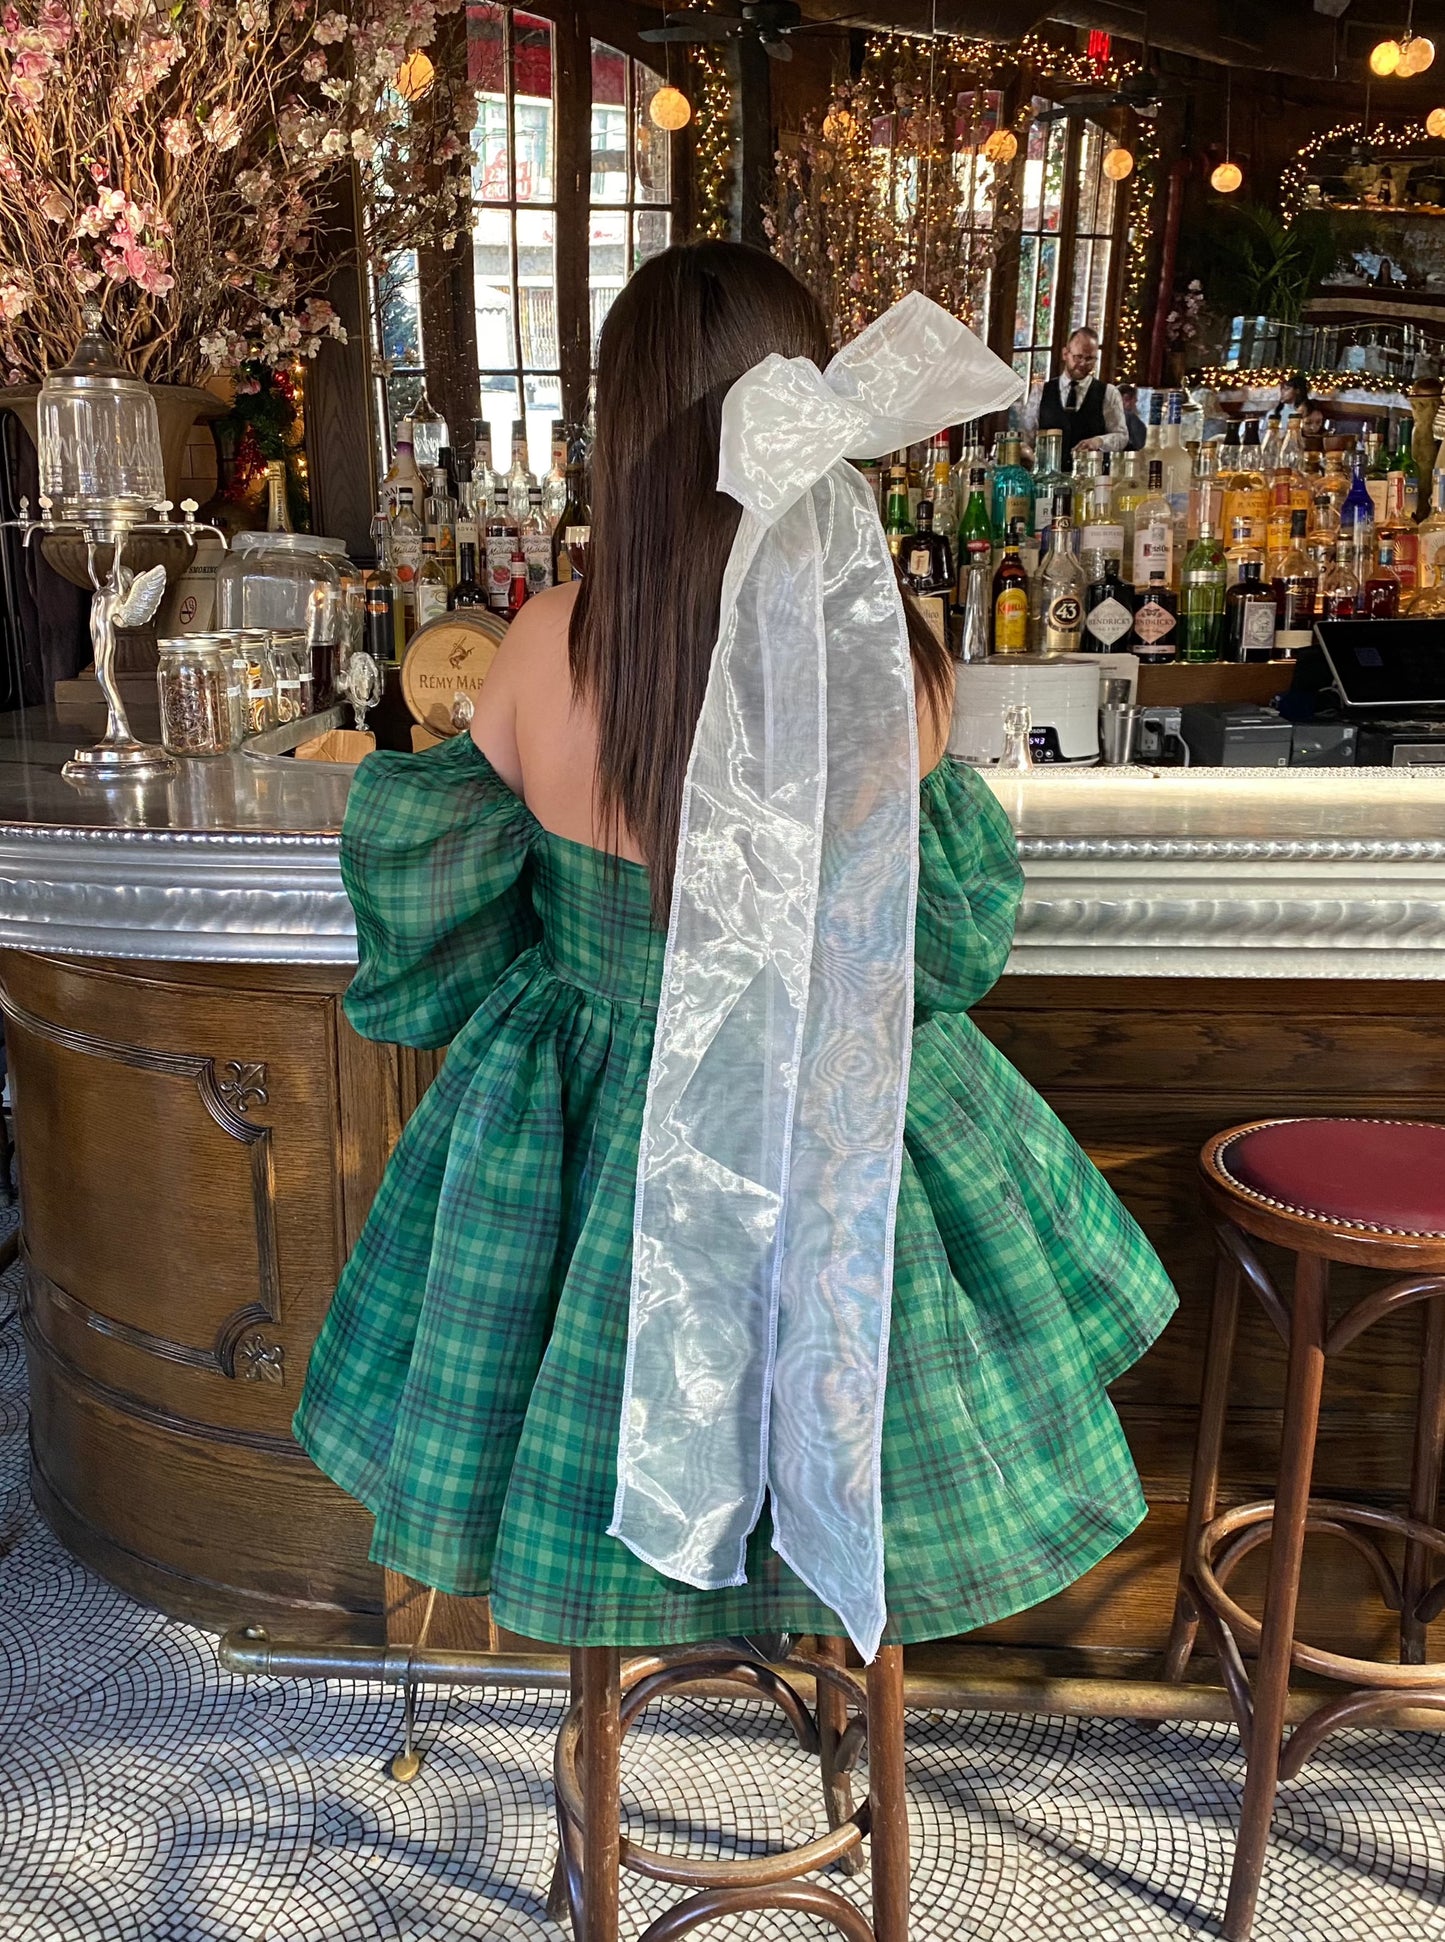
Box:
left=514, top=13, right=554, bottom=201
left=517, top=207, right=558, bottom=373
left=474, top=206, right=517, bottom=370
left=590, top=210, right=627, bottom=354
left=479, top=380, right=523, bottom=473
left=1014, top=235, right=1038, bottom=350
left=592, top=42, right=628, bottom=203
left=634, top=63, right=671, bottom=205
left=634, top=207, right=670, bottom=270
left=1034, top=235, right=1058, bottom=347
left=377, top=253, right=422, bottom=367
left=469, top=4, right=509, bottom=201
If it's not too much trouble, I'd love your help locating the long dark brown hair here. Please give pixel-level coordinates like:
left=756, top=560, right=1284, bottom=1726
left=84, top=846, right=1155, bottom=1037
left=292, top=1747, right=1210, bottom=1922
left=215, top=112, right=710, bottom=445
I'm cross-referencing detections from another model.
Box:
left=570, top=241, right=952, bottom=925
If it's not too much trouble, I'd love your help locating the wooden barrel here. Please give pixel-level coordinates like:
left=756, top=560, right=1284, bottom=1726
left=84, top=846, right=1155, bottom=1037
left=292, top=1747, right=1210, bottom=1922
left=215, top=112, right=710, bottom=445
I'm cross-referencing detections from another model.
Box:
left=400, top=611, right=507, bottom=738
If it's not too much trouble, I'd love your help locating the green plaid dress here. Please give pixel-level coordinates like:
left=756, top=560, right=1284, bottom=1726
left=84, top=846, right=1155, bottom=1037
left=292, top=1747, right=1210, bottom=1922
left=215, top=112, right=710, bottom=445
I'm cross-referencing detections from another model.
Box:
left=295, top=733, right=1176, bottom=1646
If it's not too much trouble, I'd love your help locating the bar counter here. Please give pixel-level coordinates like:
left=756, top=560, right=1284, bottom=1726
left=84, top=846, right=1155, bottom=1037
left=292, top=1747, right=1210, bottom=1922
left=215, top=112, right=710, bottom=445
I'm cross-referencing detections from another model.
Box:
left=0, top=707, right=1441, bottom=1673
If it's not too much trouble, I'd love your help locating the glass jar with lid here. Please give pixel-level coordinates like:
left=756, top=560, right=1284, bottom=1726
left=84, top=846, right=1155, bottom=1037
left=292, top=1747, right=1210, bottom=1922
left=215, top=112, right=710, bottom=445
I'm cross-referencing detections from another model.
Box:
left=215, top=531, right=346, bottom=645
left=156, top=635, right=242, bottom=757
left=232, top=628, right=278, bottom=737
left=270, top=630, right=310, bottom=723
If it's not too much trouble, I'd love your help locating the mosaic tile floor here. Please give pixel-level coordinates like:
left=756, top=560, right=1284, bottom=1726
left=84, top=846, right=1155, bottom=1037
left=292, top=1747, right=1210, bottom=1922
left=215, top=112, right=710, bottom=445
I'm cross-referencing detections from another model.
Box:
left=0, top=1247, right=1442, bottom=1942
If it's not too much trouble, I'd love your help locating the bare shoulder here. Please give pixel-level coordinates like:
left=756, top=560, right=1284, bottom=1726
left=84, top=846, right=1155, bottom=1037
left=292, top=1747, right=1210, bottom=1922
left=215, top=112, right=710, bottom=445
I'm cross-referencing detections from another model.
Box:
left=470, top=583, right=579, bottom=787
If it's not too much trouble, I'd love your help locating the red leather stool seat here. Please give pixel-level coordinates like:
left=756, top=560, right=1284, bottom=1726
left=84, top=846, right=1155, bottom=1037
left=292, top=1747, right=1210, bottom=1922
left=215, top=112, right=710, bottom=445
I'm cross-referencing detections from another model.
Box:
left=1217, top=1117, right=1445, bottom=1236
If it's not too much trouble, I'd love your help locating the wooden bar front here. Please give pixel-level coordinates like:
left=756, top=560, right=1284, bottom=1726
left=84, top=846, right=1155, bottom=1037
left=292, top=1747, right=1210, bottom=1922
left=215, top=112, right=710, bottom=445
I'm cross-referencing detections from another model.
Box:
left=8, top=935, right=1440, bottom=1672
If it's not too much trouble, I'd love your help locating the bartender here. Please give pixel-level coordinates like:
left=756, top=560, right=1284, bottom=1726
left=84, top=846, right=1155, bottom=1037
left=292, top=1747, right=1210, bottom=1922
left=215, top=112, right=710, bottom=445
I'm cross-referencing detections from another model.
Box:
left=1026, top=328, right=1129, bottom=461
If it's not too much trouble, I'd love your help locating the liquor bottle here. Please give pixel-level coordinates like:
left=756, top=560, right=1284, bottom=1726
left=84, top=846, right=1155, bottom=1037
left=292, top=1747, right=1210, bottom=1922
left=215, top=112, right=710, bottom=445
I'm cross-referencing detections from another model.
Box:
left=1160, top=391, right=1192, bottom=528
left=1264, top=469, right=1297, bottom=583
left=884, top=466, right=912, bottom=559
left=553, top=453, right=591, bottom=584
left=1031, top=429, right=1068, bottom=534
left=265, top=459, right=293, bottom=533
left=1080, top=455, right=1124, bottom=563
left=1131, top=568, right=1178, bottom=663
left=449, top=540, right=487, bottom=610
left=1362, top=532, right=1402, bottom=618
left=1364, top=427, right=1390, bottom=523
left=1187, top=439, right=1219, bottom=546
left=1301, top=491, right=1340, bottom=583
left=1032, top=505, right=1085, bottom=653
left=1226, top=560, right=1279, bottom=661
left=1341, top=454, right=1376, bottom=560
left=542, top=422, right=570, bottom=531
left=521, top=484, right=553, bottom=595
left=991, top=523, right=1030, bottom=653
left=390, top=487, right=424, bottom=639
left=1415, top=469, right=1445, bottom=588
left=425, top=448, right=458, bottom=589
left=956, top=465, right=992, bottom=569
left=927, top=435, right=957, bottom=540
left=1321, top=442, right=1352, bottom=513
left=382, top=419, right=426, bottom=516
left=508, top=548, right=529, bottom=618
left=485, top=490, right=518, bottom=614
left=1131, top=459, right=1174, bottom=591
left=1377, top=474, right=1419, bottom=593
left=453, top=457, right=477, bottom=571
left=1179, top=516, right=1226, bottom=663
left=1395, top=418, right=1420, bottom=520
left=415, top=535, right=449, bottom=628
left=1112, top=450, right=1145, bottom=569
left=902, top=500, right=955, bottom=595
left=1224, top=513, right=1264, bottom=588
left=1319, top=537, right=1361, bottom=618
left=957, top=540, right=992, bottom=663
left=1272, top=508, right=1317, bottom=652
left=1081, top=551, right=1135, bottom=652
left=990, top=435, right=1035, bottom=544
left=506, top=426, right=535, bottom=506
left=471, top=424, right=497, bottom=520
left=364, top=540, right=401, bottom=666
left=1220, top=421, right=1268, bottom=552
left=1141, top=387, right=1163, bottom=464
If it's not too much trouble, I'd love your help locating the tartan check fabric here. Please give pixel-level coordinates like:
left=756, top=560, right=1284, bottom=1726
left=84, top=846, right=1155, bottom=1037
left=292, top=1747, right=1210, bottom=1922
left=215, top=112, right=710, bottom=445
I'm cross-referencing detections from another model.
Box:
left=294, top=734, right=1177, bottom=1647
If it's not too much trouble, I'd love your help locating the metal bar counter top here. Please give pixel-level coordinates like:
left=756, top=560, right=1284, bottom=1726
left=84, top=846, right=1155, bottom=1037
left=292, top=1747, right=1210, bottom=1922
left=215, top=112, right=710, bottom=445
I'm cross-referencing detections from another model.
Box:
left=0, top=707, right=1441, bottom=1686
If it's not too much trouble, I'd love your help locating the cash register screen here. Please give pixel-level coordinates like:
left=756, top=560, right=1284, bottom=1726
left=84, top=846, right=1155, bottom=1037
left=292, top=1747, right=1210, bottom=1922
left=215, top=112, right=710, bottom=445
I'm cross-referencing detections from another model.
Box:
left=1313, top=619, right=1445, bottom=710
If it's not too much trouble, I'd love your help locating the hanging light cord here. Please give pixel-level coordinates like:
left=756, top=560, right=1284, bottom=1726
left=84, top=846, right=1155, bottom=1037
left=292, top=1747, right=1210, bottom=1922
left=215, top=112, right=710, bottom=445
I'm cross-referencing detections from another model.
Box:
left=919, top=0, right=939, bottom=293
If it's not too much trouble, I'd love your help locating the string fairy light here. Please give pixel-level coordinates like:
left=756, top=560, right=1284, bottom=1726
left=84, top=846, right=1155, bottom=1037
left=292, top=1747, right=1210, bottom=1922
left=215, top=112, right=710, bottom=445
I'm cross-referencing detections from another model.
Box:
left=1281, top=114, right=1445, bottom=221
left=690, top=43, right=734, bottom=240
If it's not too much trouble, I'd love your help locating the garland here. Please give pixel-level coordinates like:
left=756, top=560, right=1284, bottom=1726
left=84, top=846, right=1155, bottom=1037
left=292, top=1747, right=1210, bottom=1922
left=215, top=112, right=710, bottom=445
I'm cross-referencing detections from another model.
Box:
left=690, top=44, right=733, bottom=241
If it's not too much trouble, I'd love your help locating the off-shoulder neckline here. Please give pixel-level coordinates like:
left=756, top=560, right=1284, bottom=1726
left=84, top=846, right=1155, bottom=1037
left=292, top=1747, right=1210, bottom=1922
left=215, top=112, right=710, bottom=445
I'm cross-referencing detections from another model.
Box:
left=458, top=733, right=959, bottom=875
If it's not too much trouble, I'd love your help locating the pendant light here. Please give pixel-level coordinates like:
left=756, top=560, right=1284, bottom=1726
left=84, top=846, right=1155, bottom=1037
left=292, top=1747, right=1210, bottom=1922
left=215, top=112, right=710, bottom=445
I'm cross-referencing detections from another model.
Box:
left=1428, top=105, right=1445, bottom=135
left=1374, top=0, right=1435, bottom=76
left=1103, top=144, right=1135, bottom=181
left=650, top=86, right=692, bottom=130
left=1211, top=72, right=1242, bottom=192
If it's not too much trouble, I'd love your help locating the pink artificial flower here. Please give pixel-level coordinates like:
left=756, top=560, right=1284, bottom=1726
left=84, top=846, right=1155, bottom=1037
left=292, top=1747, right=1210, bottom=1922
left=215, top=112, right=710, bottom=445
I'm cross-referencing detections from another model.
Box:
left=163, top=116, right=195, bottom=158
left=301, top=50, right=325, bottom=78
left=311, top=9, right=347, bottom=41
left=203, top=105, right=243, bottom=149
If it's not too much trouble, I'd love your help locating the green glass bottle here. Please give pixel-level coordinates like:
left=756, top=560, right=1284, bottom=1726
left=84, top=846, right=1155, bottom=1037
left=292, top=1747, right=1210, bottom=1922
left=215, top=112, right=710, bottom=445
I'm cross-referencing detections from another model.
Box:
left=957, top=464, right=992, bottom=556
left=884, top=464, right=911, bottom=559
left=1396, top=417, right=1420, bottom=521
left=1179, top=514, right=1226, bottom=662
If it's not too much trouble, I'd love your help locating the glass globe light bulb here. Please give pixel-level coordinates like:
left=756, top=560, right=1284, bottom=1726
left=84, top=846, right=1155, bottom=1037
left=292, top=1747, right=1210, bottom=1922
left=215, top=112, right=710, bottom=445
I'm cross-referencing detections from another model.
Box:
left=1370, top=37, right=1403, bottom=75
left=649, top=85, right=692, bottom=131
left=1103, top=147, right=1135, bottom=181
left=983, top=129, right=1018, bottom=164
left=1400, top=33, right=1435, bottom=74
left=1428, top=105, right=1445, bottom=136
left=396, top=50, right=435, bottom=100
left=1211, top=159, right=1243, bottom=194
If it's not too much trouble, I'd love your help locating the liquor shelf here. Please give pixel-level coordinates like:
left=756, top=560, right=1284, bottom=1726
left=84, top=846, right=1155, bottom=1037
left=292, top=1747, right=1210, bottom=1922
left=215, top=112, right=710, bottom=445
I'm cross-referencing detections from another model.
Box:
left=0, top=710, right=1441, bottom=1677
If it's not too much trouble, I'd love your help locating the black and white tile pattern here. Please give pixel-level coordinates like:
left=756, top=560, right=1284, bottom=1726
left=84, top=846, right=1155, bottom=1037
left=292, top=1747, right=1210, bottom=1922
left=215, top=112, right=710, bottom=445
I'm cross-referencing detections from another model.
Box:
left=0, top=1247, right=1440, bottom=1941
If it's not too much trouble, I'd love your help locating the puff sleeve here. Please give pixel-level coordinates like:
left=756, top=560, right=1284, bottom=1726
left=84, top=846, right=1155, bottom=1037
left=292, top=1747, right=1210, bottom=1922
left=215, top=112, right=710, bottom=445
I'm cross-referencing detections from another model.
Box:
left=340, top=735, right=540, bottom=1048
left=912, top=759, right=1024, bottom=1017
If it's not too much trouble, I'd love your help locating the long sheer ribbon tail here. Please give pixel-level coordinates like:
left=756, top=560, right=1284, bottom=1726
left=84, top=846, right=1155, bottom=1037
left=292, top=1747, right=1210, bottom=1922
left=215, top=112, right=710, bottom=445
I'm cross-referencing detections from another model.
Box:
left=610, top=292, right=1024, bottom=1659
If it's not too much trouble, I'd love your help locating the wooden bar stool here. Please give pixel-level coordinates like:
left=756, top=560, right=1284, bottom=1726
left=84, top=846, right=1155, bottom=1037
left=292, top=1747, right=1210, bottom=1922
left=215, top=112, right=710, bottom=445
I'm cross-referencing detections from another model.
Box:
left=1166, top=1116, right=1445, bottom=1942
left=550, top=1635, right=909, bottom=1942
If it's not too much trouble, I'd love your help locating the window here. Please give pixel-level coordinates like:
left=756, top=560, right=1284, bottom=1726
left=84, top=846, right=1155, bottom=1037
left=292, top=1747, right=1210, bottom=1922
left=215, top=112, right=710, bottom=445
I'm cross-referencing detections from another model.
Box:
left=590, top=46, right=674, bottom=361
left=368, top=6, right=678, bottom=483
left=471, top=4, right=559, bottom=479
left=1069, top=121, right=1120, bottom=345
left=1012, top=103, right=1069, bottom=390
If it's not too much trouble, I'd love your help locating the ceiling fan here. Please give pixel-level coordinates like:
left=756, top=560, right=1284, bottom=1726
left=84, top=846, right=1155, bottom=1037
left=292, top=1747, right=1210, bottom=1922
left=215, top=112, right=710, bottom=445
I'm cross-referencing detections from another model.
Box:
left=1033, top=67, right=1187, bottom=124
left=640, top=0, right=805, bottom=61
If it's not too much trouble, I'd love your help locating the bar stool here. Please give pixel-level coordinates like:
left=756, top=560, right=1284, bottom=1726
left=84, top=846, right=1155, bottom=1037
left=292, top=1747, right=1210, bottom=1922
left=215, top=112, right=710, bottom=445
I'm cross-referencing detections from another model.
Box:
left=1166, top=1116, right=1445, bottom=1942
left=549, top=1635, right=909, bottom=1942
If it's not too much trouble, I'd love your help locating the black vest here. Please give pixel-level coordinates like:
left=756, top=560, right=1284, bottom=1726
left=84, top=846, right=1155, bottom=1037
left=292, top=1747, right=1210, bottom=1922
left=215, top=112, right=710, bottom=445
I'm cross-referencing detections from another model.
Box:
left=1037, top=376, right=1109, bottom=459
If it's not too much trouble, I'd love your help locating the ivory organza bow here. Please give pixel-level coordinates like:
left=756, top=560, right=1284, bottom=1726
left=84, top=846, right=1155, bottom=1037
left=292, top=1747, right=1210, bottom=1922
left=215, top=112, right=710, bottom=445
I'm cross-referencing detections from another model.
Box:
left=609, top=292, right=1024, bottom=1660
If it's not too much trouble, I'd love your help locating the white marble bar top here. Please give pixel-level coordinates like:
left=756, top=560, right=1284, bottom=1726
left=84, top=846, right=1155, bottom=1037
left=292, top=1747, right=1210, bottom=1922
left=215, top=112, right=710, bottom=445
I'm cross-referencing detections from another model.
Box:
left=986, top=766, right=1445, bottom=978
left=0, top=697, right=1440, bottom=976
